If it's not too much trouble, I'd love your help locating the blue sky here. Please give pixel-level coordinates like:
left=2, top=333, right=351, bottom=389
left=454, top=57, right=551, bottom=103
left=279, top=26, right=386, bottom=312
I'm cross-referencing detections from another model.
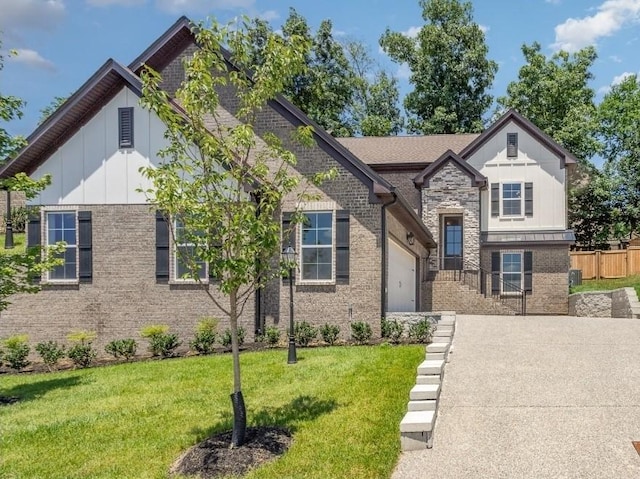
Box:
left=1, top=0, right=639, bottom=138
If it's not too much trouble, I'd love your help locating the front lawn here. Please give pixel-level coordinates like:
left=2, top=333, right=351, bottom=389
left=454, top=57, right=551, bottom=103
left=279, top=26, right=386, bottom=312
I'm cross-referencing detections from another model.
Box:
left=571, top=274, right=640, bottom=298
left=0, top=232, right=25, bottom=254
left=0, top=344, right=422, bottom=479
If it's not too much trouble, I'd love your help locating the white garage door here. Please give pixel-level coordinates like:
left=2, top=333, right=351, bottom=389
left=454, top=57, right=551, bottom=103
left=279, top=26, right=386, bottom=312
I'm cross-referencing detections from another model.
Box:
left=388, top=239, right=416, bottom=312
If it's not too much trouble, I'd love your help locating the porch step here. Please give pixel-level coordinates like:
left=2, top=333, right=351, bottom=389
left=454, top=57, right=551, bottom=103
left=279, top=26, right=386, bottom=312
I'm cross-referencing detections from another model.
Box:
left=400, top=410, right=436, bottom=450
left=408, top=399, right=436, bottom=411
left=416, top=375, right=441, bottom=385
left=417, top=359, right=445, bottom=376
left=409, top=384, right=440, bottom=400
left=433, top=328, right=453, bottom=338
left=426, top=342, right=450, bottom=354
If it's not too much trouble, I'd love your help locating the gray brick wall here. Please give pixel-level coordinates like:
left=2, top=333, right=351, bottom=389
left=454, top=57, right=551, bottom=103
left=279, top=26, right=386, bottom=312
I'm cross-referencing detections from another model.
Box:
left=378, top=172, right=421, bottom=213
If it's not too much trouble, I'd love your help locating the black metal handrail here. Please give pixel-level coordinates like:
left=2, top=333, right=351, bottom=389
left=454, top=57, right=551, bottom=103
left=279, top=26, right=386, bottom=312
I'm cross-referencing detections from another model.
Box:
left=433, top=256, right=527, bottom=315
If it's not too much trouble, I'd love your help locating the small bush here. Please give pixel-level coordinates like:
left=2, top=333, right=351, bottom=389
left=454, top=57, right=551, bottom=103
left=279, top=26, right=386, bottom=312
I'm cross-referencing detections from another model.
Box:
left=2, top=335, right=30, bottom=370
left=319, top=323, right=340, bottom=345
left=105, top=339, right=137, bottom=360
left=4, top=206, right=36, bottom=233
left=220, top=327, right=246, bottom=348
left=140, top=325, right=181, bottom=358
left=190, top=318, right=219, bottom=355
left=67, top=330, right=97, bottom=369
left=263, top=326, right=281, bottom=347
left=408, top=318, right=433, bottom=344
left=381, top=318, right=403, bottom=344
left=35, top=341, right=66, bottom=371
left=294, top=321, right=317, bottom=347
left=350, top=321, right=372, bottom=345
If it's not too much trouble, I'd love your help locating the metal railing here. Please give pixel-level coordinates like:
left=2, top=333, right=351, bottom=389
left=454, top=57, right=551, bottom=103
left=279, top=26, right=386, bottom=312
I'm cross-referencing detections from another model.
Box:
left=432, top=256, right=527, bottom=315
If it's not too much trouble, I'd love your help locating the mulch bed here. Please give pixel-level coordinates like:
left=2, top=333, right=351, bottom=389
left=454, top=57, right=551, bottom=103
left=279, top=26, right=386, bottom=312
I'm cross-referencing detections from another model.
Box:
left=169, top=426, right=292, bottom=478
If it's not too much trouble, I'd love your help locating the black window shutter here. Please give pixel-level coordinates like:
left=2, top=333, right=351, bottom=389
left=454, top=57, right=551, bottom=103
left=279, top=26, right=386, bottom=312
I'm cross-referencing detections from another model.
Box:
left=336, top=210, right=350, bottom=283
left=491, top=251, right=500, bottom=294
left=156, top=210, right=170, bottom=283
left=507, top=133, right=518, bottom=157
left=118, top=107, right=134, bottom=148
left=524, top=251, right=533, bottom=292
left=524, top=183, right=533, bottom=217
left=78, top=211, right=92, bottom=283
left=282, top=212, right=295, bottom=282
left=491, top=183, right=499, bottom=217
left=27, top=214, right=42, bottom=284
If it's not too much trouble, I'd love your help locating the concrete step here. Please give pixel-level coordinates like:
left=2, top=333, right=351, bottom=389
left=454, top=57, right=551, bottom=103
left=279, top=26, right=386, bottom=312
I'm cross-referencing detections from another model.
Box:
left=408, top=399, right=436, bottom=411
left=426, top=342, right=450, bottom=354
left=433, top=328, right=453, bottom=338
left=416, top=375, right=441, bottom=385
left=417, top=359, right=445, bottom=376
left=400, top=410, right=436, bottom=450
left=409, top=383, right=440, bottom=400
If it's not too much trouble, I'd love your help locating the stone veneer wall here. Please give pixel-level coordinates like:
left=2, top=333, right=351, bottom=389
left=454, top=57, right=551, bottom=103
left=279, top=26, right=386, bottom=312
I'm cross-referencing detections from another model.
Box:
left=569, top=288, right=640, bottom=318
left=0, top=205, right=253, bottom=354
left=421, top=161, right=480, bottom=270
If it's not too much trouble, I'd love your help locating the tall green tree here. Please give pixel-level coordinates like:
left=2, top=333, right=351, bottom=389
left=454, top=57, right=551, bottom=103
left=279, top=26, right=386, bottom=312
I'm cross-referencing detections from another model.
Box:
left=0, top=41, right=26, bottom=164
left=139, top=19, right=332, bottom=447
left=379, top=0, right=497, bottom=134
left=599, top=74, right=640, bottom=238
left=38, top=95, right=68, bottom=125
left=344, top=40, right=403, bottom=136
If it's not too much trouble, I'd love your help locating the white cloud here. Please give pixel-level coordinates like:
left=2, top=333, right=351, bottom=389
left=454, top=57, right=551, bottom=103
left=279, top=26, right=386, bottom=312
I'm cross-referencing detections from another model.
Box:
left=402, top=26, right=421, bottom=38
left=598, top=70, right=636, bottom=93
left=479, top=24, right=490, bottom=34
left=552, top=0, right=640, bottom=52
left=86, top=0, right=145, bottom=6
left=546, top=0, right=561, bottom=4
left=0, top=0, right=65, bottom=36
left=258, top=9, right=278, bottom=22
left=7, top=48, right=56, bottom=72
left=396, top=63, right=411, bottom=80
left=154, top=0, right=254, bottom=13
left=609, top=54, right=623, bottom=62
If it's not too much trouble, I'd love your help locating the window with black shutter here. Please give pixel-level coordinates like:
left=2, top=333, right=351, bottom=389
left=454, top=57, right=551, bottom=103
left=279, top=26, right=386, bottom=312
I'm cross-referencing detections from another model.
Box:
left=491, top=251, right=500, bottom=294
left=524, top=251, right=533, bottom=292
left=155, top=210, right=170, bottom=283
left=335, top=211, right=350, bottom=283
left=78, top=211, right=93, bottom=283
left=118, top=107, right=134, bottom=148
left=27, top=213, right=42, bottom=283
left=507, top=133, right=518, bottom=158
left=491, top=183, right=499, bottom=217
left=524, top=183, right=533, bottom=217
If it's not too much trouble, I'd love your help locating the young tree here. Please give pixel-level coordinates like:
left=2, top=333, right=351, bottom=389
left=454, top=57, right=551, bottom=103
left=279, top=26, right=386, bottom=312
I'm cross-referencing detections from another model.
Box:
left=0, top=40, right=26, bottom=164
left=379, top=0, right=497, bottom=134
left=139, top=19, right=331, bottom=447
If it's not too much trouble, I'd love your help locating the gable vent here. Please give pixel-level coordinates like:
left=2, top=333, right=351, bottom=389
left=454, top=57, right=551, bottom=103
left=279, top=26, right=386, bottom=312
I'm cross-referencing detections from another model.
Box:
left=507, top=133, right=518, bottom=158
left=118, top=107, right=134, bottom=148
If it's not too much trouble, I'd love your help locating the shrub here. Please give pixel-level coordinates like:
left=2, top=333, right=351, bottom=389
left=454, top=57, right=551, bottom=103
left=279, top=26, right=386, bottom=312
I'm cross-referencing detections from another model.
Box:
left=408, top=318, right=433, bottom=344
left=105, top=339, right=137, bottom=360
left=351, top=321, right=372, bottom=345
left=294, top=321, right=317, bottom=347
left=220, top=327, right=246, bottom=348
left=140, top=325, right=180, bottom=358
left=2, top=335, right=30, bottom=370
left=35, top=341, right=66, bottom=371
left=67, top=330, right=97, bottom=369
left=381, top=318, right=403, bottom=344
left=3, top=206, right=36, bottom=233
left=190, top=318, right=219, bottom=355
left=319, top=323, right=340, bottom=345
left=263, top=326, right=281, bottom=347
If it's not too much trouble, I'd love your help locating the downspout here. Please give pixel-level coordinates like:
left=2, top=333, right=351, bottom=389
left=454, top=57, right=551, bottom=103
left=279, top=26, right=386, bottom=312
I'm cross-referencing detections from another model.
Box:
left=381, top=192, right=398, bottom=318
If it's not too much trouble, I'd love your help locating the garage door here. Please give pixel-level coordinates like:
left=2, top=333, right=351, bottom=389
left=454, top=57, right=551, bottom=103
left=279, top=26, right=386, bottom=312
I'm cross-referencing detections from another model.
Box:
left=388, top=239, right=416, bottom=312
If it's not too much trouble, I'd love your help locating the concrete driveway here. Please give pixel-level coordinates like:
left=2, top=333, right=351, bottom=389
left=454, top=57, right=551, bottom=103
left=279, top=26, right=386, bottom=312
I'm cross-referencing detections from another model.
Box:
left=393, top=315, right=640, bottom=479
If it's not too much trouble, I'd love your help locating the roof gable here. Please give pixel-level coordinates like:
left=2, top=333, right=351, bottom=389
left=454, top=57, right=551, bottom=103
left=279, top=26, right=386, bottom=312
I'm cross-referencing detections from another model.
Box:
left=459, top=109, right=578, bottom=168
left=413, top=149, right=486, bottom=188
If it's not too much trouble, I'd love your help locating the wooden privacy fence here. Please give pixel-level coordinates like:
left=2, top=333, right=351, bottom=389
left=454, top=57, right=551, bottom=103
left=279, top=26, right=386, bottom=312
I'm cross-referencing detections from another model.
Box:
left=570, top=247, right=640, bottom=279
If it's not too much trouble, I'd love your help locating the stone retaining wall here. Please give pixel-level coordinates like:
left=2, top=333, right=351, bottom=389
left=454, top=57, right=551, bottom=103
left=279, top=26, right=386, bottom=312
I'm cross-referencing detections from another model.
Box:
left=569, top=287, right=640, bottom=318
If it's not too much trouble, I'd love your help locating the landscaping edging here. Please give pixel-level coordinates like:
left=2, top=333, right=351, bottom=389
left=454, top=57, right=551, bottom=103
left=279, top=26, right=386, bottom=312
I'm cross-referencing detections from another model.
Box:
left=569, top=287, right=640, bottom=318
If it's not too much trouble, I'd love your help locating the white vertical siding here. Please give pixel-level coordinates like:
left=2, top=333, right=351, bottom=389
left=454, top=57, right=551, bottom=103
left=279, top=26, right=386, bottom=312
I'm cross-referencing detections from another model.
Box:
left=467, top=122, right=567, bottom=232
left=30, top=87, right=168, bottom=205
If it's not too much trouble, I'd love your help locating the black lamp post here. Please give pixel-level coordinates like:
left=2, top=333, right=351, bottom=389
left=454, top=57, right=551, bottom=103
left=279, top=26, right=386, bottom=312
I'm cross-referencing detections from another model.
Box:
left=282, top=244, right=297, bottom=364
left=4, top=188, right=13, bottom=249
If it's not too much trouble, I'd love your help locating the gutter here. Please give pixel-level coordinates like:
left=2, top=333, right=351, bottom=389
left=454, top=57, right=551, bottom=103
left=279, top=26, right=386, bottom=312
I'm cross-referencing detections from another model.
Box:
left=380, top=192, right=398, bottom=318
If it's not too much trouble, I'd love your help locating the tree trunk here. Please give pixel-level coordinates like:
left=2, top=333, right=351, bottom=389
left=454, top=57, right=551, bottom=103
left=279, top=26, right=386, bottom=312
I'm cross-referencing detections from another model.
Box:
left=229, top=289, right=246, bottom=447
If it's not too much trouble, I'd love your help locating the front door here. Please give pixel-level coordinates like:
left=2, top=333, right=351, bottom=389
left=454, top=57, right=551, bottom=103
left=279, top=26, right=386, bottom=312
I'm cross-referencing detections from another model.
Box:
left=442, top=216, right=463, bottom=270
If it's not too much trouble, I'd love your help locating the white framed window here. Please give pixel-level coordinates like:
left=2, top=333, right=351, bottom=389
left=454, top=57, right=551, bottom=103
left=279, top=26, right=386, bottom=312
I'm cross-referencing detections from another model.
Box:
left=174, top=218, right=207, bottom=281
left=46, top=211, right=77, bottom=281
left=502, top=252, right=522, bottom=293
left=502, top=183, right=522, bottom=216
left=301, top=211, right=333, bottom=281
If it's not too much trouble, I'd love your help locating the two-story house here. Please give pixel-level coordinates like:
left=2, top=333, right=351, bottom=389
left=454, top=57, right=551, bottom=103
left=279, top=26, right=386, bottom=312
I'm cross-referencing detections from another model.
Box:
left=0, top=17, right=575, bottom=350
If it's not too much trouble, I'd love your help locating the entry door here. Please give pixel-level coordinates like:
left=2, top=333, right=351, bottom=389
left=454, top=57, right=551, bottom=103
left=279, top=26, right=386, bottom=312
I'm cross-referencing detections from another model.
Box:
left=442, top=216, right=463, bottom=270
left=388, top=239, right=416, bottom=312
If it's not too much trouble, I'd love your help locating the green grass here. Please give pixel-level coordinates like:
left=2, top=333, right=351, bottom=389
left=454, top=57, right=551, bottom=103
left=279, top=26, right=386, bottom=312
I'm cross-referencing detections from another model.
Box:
left=0, top=345, right=423, bottom=479
left=0, top=232, right=26, bottom=255
left=571, top=274, right=640, bottom=298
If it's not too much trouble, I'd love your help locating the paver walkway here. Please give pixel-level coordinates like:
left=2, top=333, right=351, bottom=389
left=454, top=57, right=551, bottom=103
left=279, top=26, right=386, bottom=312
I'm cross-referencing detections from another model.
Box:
left=392, top=314, right=640, bottom=479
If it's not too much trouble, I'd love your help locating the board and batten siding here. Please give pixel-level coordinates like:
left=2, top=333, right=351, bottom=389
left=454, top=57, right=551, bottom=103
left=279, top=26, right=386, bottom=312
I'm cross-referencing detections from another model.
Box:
left=466, top=121, right=567, bottom=231
left=30, top=87, right=168, bottom=206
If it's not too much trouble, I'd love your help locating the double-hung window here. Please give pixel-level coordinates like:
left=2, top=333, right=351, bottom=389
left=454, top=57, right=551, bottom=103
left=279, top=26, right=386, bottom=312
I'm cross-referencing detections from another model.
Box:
left=47, top=212, right=77, bottom=281
left=174, top=218, right=207, bottom=280
left=301, top=211, right=333, bottom=281
left=502, top=183, right=522, bottom=216
left=502, top=252, right=522, bottom=293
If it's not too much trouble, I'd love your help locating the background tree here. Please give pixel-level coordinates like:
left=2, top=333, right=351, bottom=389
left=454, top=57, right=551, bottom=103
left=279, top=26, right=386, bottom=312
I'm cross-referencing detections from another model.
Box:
left=379, top=0, right=497, bottom=134
left=344, top=40, right=403, bottom=136
left=0, top=40, right=26, bottom=164
left=38, top=95, right=69, bottom=125
left=139, top=19, right=332, bottom=447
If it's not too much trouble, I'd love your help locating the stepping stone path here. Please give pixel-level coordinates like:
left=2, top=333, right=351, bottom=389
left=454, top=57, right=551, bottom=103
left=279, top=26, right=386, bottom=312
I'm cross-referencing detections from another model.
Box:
left=399, top=312, right=456, bottom=451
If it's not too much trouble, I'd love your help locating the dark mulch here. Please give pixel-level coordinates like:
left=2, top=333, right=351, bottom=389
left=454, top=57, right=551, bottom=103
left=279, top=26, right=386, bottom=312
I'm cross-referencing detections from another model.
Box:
left=170, top=426, right=292, bottom=478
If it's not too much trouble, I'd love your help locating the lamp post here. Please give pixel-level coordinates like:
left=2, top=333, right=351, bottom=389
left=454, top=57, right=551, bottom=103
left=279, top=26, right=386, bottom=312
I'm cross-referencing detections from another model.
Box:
left=4, top=188, right=13, bottom=249
left=282, top=244, right=297, bottom=364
